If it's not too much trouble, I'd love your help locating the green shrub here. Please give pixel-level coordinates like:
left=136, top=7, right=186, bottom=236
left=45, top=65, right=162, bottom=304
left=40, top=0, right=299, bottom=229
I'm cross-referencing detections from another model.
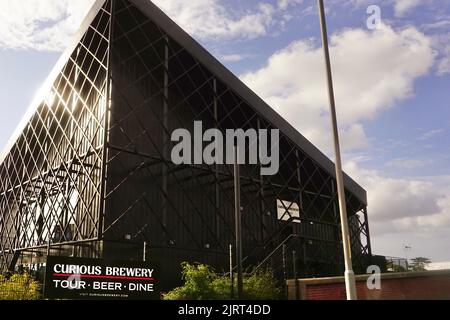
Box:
left=162, top=262, right=217, bottom=300
left=162, top=262, right=282, bottom=300
left=0, top=273, right=41, bottom=300
left=243, top=269, right=282, bottom=300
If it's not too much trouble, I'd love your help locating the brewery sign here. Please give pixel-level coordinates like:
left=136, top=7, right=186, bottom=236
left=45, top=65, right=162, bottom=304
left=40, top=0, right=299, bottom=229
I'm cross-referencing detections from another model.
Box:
left=44, top=256, right=159, bottom=300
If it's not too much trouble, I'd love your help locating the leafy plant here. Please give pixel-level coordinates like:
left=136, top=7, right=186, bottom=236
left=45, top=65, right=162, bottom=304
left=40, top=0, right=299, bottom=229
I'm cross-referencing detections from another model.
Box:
left=243, top=269, right=282, bottom=300
left=163, top=262, right=217, bottom=300
left=410, top=257, right=431, bottom=272
left=0, top=273, right=41, bottom=300
left=162, top=262, right=282, bottom=300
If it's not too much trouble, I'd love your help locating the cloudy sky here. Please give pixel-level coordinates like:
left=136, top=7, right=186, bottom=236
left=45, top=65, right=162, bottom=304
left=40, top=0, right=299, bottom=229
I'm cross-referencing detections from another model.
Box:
left=0, top=0, right=449, bottom=262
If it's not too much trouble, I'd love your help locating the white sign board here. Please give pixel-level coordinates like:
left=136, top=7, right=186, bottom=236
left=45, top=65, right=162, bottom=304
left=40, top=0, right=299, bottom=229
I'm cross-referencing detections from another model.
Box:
left=277, top=199, right=301, bottom=223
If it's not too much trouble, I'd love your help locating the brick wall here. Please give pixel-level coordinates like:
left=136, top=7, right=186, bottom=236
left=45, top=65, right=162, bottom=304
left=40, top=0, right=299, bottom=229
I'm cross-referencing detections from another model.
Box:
left=287, top=270, right=450, bottom=300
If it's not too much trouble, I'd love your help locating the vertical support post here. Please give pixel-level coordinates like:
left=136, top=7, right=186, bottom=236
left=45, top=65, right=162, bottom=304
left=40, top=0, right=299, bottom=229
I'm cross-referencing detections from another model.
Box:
left=295, top=150, right=304, bottom=213
left=44, top=242, right=51, bottom=299
left=293, top=249, right=299, bottom=299
left=213, top=78, right=221, bottom=239
left=98, top=0, right=115, bottom=241
left=46, top=239, right=51, bottom=257
left=292, top=249, right=297, bottom=279
left=229, top=244, right=234, bottom=300
left=282, top=243, right=287, bottom=297
left=37, top=189, right=45, bottom=244
left=317, top=0, right=357, bottom=300
left=143, top=241, right=147, bottom=262
left=331, top=181, right=342, bottom=275
left=17, top=169, right=25, bottom=251
left=63, top=180, right=70, bottom=240
left=331, top=181, right=338, bottom=222
left=234, top=146, right=243, bottom=300
left=162, top=35, right=170, bottom=227
left=404, top=245, right=411, bottom=272
left=257, top=119, right=267, bottom=241
left=363, top=207, right=372, bottom=264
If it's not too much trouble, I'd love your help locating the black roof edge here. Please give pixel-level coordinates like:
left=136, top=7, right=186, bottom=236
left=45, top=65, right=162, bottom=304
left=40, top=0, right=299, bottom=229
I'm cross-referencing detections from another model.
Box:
left=131, top=0, right=368, bottom=205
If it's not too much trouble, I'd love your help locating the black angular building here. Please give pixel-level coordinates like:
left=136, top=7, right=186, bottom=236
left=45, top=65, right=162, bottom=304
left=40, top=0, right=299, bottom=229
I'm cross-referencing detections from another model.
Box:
left=0, top=0, right=371, bottom=289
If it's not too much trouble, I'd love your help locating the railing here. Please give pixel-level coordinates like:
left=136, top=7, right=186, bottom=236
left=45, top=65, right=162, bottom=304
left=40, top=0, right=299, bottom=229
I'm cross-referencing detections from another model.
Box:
left=253, top=234, right=300, bottom=273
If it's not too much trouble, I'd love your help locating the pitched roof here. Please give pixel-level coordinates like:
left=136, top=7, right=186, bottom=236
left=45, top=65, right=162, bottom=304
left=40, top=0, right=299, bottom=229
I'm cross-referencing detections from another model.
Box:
left=0, top=0, right=367, bottom=204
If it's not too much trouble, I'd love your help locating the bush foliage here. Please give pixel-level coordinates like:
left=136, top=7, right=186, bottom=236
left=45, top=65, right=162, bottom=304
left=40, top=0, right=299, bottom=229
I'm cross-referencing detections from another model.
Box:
left=163, top=262, right=282, bottom=300
left=0, top=273, right=41, bottom=300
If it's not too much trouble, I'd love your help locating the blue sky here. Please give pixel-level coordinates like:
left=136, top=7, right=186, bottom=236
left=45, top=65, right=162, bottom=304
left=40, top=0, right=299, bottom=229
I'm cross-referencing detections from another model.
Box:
left=0, top=0, right=449, bottom=262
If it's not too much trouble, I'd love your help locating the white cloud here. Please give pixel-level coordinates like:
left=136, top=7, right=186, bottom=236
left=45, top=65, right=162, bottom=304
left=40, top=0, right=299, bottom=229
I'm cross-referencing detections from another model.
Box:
left=437, top=45, right=450, bottom=75
left=344, top=0, right=436, bottom=19
left=152, top=0, right=276, bottom=41
left=386, top=158, right=431, bottom=169
left=347, top=162, right=450, bottom=261
left=220, top=54, right=251, bottom=62
left=340, top=123, right=370, bottom=151
left=428, top=31, right=450, bottom=76
left=277, top=0, right=303, bottom=10
left=241, top=24, right=435, bottom=153
left=427, top=261, right=450, bottom=270
left=418, top=128, right=446, bottom=140
left=0, top=0, right=285, bottom=51
left=0, top=0, right=94, bottom=51
left=394, top=0, right=423, bottom=17
left=344, top=161, right=450, bottom=238
left=422, top=20, right=450, bottom=31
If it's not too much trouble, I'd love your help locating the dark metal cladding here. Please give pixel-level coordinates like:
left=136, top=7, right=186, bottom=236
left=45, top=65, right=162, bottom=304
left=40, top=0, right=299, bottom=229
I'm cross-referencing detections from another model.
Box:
left=0, top=0, right=372, bottom=291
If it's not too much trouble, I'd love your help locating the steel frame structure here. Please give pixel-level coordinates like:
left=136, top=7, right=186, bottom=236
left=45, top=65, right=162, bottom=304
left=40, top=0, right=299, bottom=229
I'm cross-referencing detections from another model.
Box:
left=0, top=0, right=371, bottom=288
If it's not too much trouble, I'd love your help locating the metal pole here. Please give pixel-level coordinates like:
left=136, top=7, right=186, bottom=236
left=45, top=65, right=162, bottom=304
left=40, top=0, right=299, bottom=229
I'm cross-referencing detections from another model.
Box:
left=293, top=250, right=299, bottom=300
left=143, top=241, right=147, bottom=262
left=292, top=250, right=297, bottom=279
left=404, top=245, right=411, bottom=271
left=162, top=35, right=169, bottom=227
left=46, top=239, right=51, bottom=257
left=282, top=244, right=287, bottom=298
left=234, top=146, right=243, bottom=299
left=317, top=0, right=357, bottom=300
left=214, top=78, right=221, bottom=239
left=229, top=244, right=234, bottom=300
